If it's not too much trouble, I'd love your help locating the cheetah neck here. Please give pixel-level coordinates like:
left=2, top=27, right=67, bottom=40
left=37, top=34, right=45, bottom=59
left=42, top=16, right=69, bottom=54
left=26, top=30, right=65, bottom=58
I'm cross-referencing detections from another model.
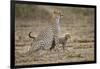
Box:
left=55, top=16, right=61, bottom=36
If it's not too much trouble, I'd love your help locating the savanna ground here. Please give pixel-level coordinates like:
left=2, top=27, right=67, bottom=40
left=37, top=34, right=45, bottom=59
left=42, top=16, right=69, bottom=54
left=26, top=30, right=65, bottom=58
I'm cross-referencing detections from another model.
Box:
left=15, top=4, right=95, bottom=66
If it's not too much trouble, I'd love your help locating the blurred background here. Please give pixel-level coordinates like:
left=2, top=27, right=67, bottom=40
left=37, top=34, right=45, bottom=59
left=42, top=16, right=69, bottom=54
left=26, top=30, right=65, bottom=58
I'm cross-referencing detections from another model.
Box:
left=15, top=4, right=95, bottom=65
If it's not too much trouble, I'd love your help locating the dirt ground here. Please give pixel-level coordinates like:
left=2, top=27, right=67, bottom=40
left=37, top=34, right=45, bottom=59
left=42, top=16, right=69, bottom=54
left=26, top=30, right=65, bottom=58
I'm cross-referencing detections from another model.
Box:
left=15, top=4, right=95, bottom=66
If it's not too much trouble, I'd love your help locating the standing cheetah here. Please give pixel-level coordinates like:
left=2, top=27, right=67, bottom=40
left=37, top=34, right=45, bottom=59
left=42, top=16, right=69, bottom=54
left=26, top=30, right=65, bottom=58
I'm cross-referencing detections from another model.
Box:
left=59, top=33, right=71, bottom=50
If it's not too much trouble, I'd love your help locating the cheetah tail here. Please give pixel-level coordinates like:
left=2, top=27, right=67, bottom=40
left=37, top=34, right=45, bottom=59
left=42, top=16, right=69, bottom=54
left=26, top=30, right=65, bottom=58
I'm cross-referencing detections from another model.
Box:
left=29, top=32, right=36, bottom=40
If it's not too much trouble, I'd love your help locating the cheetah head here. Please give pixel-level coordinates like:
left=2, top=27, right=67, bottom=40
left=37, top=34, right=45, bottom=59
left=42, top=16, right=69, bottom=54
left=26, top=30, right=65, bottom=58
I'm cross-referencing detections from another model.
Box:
left=52, top=9, right=63, bottom=19
left=65, top=33, right=71, bottom=40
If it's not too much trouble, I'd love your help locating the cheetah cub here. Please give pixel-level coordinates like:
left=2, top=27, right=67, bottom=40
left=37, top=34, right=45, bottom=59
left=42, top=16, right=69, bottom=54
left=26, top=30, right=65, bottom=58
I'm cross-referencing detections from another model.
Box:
left=59, top=33, right=71, bottom=50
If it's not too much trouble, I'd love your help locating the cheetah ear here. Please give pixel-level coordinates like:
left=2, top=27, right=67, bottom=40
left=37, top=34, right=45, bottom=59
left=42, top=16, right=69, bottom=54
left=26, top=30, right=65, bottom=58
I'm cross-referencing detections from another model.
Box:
left=51, top=9, right=57, bottom=18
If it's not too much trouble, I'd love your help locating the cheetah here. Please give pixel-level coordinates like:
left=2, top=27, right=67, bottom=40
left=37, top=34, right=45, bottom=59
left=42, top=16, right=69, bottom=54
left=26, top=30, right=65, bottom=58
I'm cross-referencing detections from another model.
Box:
left=28, top=10, right=64, bottom=51
left=59, top=33, right=71, bottom=50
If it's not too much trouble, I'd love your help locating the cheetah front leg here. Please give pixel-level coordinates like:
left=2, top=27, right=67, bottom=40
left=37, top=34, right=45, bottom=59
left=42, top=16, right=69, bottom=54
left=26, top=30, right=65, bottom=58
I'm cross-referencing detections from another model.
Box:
left=50, top=37, right=56, bottom=50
